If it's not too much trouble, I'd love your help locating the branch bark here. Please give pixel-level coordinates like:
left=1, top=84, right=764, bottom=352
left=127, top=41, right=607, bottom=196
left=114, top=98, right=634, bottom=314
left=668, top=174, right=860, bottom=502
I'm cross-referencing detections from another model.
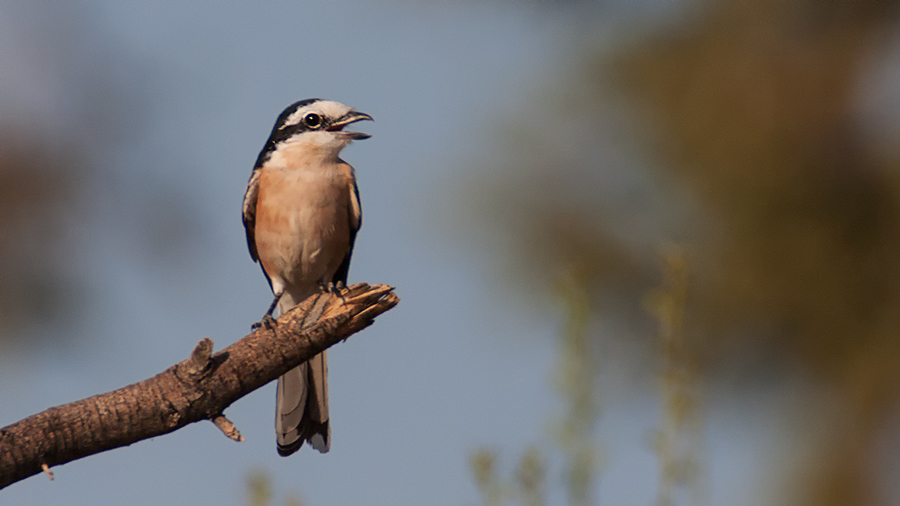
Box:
left=0, top=282, right=398, bottom=490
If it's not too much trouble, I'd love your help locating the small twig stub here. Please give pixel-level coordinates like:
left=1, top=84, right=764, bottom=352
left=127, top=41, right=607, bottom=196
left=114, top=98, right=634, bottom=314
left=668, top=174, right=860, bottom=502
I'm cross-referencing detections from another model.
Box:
left=212, top=415, right=244, bottom=442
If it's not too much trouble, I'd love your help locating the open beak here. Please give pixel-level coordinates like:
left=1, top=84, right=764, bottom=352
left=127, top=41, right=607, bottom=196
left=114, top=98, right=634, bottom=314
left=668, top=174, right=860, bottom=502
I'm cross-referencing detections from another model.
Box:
left=328, top=111, right=373, bottom=140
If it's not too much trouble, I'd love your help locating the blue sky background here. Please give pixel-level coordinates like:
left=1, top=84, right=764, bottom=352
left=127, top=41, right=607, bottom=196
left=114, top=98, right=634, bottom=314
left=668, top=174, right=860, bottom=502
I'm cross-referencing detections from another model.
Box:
left=0, top=1, right=857, bottom=505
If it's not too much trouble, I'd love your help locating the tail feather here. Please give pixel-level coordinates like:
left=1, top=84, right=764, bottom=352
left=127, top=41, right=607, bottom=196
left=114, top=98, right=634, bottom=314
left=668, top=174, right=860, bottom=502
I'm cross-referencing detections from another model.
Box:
left=274, top=289, right=331, bottom=456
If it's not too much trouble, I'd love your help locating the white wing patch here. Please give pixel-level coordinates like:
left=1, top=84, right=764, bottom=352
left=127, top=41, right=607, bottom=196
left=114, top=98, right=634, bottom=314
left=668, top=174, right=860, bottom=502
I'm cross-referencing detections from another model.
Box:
left=242, top=169, right=261, bottom=220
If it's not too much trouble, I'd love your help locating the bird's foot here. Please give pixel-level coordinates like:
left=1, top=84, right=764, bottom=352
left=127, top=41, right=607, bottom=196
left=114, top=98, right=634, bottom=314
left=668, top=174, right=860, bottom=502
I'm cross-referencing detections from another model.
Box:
left=251, top=314, right=277, bottom=331
left=319, top=281, right=348, bottom=304
left=334, top=281, right=348, bottom=303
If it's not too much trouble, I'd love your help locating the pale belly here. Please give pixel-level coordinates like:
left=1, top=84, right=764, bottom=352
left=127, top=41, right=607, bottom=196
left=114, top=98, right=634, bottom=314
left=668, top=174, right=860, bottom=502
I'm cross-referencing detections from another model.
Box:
left=254, top=167, right=351, bottom=297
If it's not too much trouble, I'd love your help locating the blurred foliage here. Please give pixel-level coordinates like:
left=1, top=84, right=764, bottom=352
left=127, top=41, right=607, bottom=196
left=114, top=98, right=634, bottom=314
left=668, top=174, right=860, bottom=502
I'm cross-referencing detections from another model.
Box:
left=0, top=126, right=84, bottom=336
left=611, top=0, right=900, bottom=378
left=516, top=447, right=547, bottom=506
left=616, top=1, right=900, bottom=503
left=470, top=447, right=547, bottom=506
left=471, top=448, right=505, bottom=506
left=470, top=271, right=599, bottom=506
left=469, top=254, right=703, bottom=506
left=0, top=6, right=112, bottom=345
left=0, top=4, right=199, bottom=348
left=551, top=268, right=600, bottom=506
left=247, top=469, right=274, bottom=506
left=647, top=249, right=704, bottom=506
left=470, top=0, right=900, bottom=504
left=245, top=468, right=303, bottom=506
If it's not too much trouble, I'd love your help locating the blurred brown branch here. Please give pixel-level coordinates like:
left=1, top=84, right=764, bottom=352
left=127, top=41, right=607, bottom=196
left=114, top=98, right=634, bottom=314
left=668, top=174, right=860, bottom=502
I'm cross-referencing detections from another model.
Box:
left=0, top=283, right=398, bottom=490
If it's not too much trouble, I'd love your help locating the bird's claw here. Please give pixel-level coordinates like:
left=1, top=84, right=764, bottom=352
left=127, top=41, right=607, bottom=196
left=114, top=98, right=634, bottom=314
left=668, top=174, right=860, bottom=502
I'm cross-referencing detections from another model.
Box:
left=251, top=314, right=277, bottom=331
left=319, top=280, right=348, bottom=303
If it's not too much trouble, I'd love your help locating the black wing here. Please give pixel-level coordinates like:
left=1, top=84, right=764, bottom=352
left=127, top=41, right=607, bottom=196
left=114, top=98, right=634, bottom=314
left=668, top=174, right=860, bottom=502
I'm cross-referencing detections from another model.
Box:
left=332, top=177, right=362, bottom=285
left=242, top=168, right=262, bottom=263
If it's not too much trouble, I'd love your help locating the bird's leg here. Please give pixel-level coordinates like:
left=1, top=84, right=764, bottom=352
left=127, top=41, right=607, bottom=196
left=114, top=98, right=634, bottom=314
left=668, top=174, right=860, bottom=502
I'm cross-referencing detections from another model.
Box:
left=251, top=288, right=284, bottom=330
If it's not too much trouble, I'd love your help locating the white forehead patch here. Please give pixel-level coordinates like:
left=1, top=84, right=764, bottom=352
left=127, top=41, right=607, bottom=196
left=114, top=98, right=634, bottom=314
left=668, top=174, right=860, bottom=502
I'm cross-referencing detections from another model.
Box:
left=281, top=100, right=353, bottom=129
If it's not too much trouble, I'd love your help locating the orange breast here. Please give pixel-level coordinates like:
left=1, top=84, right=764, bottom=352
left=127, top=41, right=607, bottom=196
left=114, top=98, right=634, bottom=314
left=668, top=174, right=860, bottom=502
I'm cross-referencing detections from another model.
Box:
left=253, top=164, right=353, bottom=292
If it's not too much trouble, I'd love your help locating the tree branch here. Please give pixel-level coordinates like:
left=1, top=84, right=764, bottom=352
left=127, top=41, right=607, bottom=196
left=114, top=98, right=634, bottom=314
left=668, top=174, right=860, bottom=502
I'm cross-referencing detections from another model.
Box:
left=0, top=282, right=398, bottom=490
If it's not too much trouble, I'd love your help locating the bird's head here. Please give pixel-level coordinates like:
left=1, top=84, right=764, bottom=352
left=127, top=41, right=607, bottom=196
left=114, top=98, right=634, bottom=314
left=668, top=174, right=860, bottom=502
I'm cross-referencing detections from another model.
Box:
left=257, top=99, right=373, bottom=166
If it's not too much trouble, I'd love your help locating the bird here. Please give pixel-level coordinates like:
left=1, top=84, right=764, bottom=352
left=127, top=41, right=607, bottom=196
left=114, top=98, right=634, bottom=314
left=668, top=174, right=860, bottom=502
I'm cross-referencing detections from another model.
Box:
left=241, top=98, right=371, bottom=456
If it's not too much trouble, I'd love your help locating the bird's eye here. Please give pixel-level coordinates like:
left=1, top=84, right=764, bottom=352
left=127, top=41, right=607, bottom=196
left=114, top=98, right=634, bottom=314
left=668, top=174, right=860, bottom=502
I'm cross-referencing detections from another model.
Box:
left=303, top=113, right=322, bottom=128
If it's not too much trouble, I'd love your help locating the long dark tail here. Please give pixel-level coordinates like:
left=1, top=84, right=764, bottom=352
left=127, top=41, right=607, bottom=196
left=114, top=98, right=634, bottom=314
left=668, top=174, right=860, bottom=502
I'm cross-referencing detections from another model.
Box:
left=274, top=292, right=330, bottom=456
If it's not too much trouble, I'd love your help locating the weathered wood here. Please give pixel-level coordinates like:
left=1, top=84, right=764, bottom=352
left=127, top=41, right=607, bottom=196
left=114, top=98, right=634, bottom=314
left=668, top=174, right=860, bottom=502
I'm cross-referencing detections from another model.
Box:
left=0, top=283, right=398, bottom=489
